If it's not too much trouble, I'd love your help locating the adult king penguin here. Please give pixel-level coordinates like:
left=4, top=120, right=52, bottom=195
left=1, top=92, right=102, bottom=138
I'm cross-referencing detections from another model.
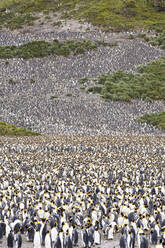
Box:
left=7, top=230, right=14, bottom=248
left=72, top=224, right=78, bottom=246
left=34, top=229, right=41, bottom=248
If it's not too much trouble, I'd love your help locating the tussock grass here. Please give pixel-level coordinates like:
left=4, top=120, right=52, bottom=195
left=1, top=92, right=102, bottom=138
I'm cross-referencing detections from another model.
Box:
left=86, top=57, right=165, bottom=102
left=145, top=31, right=165, bottom=49
left=0, top=121, right=40, bottom=136
left=137, top=25, right=165, bottom=50
left=0, top=0, right=165, bottom=31
left=0, top=11, right=38, bottom=30
left=0, top=39, right=97, bottom=59
left=80, top=77, right=88, bottom=84
left=138, top=111, right=165, bottom=130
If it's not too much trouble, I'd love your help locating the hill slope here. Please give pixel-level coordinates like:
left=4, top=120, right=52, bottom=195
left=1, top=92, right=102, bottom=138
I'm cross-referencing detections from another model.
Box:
left=0, top=0, right=165, bottom=31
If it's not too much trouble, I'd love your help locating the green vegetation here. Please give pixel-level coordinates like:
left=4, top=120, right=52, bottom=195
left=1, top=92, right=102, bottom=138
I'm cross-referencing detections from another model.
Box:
left=0, top=121, right=40, bottom=136
left=138, top=111, right=165, bottom=130
left=137, top=33, right=147, bottom=38
left=133, top=28, right=165, bottom=49
left=87, top=85, right=103, bottom=94
left=128, top=34, right=135, bottom=39
left=0, top=0, right=164, bottom=31
left=30, top=78, right=35, bottom=83
left=52, top=21, right=62, bottom=27
left=45, top=15, right=51, bottom=20
left=147, top=0, right=165, bottom=11
left=5, top=61, right=9, bottom=65
left=80, top=85, right=86, bottom=90
left=8, top=78, right=14, bottom=84
left=96, top=40, right=118, bottom=47
left=0, top=40, right=97, bottom=59
left=66, top=93, right=72, bottom=97
left=145, top=31, right=165, bottom=49
left=0, top=12, right=38, bottom=30
left=80, top=77, right=88, bottom=84
left=50, top=95, right=58, bottom=99
left=86, top=57, right=165, bottom=102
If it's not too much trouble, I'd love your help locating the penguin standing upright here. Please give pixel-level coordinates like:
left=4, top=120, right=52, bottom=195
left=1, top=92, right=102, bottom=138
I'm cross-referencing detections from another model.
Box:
left=162, top=239, right=165, bottom=248
left=54, top=235, right=62, bottom=248
left=14, top=222, right=21, bottom=234
left=88, top=227, right=94, bottom=247
left=59, top=229, right=64, bottom=248
left=155, top=222, right=160, bottom=237
left=127, top=230, right=132, bottom=248
left=142, top=216, right=149, bottom=231
left=150, top=229, right=158, bottom=245
left=0, top=221, right=6, bottom=236
left=81, top=227, right=88, bottom=248
left=34, top=229, right=41, bottom=248
left=64, top=230, right=72, bottom=248
left=15, top=232, right=22, bottom=248
left=72, top=225, right=78, bottom=246
left=6, top=223, right=11, bottom=238
left=51, top=224, right=58, bottom=247
left=156, top=238, right=163, bottom=248
left=41, top=220, right=47, bottom=245
left=140, top=235, right=149, bottom=248
left=68, top=223, right=73, bottom=239
left=120, top=234, right=127, bottom=248
left=130, top=227, right=135, bottom=248
left=27, top=225, right=34, bottom=242
left=94, top=228, right=101, bottom=245
left=107, top=224, right=114, bottom=240
left=0, top=224, right=3, bottom=243
left=45, top=230, right=52, bottom=248
left=7, top=230, right=14, bottom=248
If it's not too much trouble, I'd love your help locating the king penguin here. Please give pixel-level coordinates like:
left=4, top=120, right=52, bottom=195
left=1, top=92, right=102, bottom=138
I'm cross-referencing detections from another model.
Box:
left=107, top=224, right=114, bottom=240
left=54, top=235, right=62, bottom=248
left=129, top=227, right=135, bottom=248
left=51, top=224, right=58, bottom=247
left=156, top=238, right=163, bottom=248
left=34, top=229, right=41, bottom=248
left=7, top=230, right=14, bottom=248
left=120, top=234, right=127, bottom=248
left=88, top=226, right=94, bottom=247
left=82, top=226, right=88, bottom=248
left=45, top=230, right=52, bottom=248
left=0, top=223, right=3, bottom=243
left=27, top=225, right=34, bottom=242
left=94, top=228, right=101, bottom=245
left=15, top=232, right=22, bottom=248
left=150, top=229, right=158, bottom=245
left=72, top=224, right=78, bottom=246
left=140, top=235, right=149, bottom=248
left=64, top=230, right=72, bottom=248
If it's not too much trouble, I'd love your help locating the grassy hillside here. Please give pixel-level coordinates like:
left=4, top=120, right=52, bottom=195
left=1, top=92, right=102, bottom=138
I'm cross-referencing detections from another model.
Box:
left=0, top=0, right=165, bottom=31
left=0, top=40, right=97, bottom=59
left=85, top=57, right=165, bottom=102
left=0, top=121, right=40, bottom=136
left=138, top=111, right=165, bottom=130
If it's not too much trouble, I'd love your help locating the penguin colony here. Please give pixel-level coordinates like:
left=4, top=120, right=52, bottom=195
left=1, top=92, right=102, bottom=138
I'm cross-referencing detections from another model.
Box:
left=0, top=136, right=164, bottom=248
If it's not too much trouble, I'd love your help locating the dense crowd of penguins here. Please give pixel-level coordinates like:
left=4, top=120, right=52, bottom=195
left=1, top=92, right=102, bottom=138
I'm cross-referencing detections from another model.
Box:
left=1, top=30, right=165, bottom=136
left=0, top=136, right=164, bottom=248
